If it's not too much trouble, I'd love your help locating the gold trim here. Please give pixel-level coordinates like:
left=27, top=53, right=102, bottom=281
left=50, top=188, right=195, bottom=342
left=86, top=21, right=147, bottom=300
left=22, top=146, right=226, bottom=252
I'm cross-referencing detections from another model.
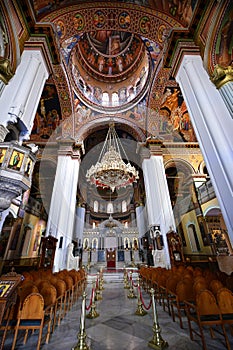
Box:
left=0, top=57, right=14, bottom=84
left=210, top=64, right=233, bottom=89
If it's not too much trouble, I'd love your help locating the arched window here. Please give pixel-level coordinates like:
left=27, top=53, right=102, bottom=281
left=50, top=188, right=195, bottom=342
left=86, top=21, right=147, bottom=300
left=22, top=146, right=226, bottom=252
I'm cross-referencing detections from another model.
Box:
left=102, top=92, right=109, bottom=105
left=93, top=200, right=99, bottom=212
left=107, top=202, right=113, bottom=214
left=187, top=224, right=200, bottom=252
left=122, top=200, right=127, bottom=212
left=112, top=92, right=119, bottom=106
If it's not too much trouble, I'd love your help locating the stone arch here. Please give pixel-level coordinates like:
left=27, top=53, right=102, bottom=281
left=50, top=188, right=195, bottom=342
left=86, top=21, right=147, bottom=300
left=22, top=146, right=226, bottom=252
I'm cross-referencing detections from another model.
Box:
left=164, top=158, right=195, bottom=175
left=75, top=115, right=146, bottom=142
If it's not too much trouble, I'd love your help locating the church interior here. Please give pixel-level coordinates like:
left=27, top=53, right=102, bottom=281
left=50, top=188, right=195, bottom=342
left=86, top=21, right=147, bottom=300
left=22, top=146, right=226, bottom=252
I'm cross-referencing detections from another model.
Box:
left=0, top=0, right=233, bottom=349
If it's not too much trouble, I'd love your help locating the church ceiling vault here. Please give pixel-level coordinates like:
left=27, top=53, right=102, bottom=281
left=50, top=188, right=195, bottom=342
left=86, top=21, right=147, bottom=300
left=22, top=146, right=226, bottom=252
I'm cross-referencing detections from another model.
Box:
left=27, top=1, right=204, bottom=144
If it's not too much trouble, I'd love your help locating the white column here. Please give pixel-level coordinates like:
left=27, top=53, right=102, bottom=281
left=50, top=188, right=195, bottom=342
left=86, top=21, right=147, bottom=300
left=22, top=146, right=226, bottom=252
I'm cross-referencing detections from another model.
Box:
left=135, top=205, right=147, bottom=239
left=0, top=49, right=49, bottom=140
left=46, top=141, right=81, bottom=272
left=74, top=205, right=86, bottom=243
left=176, top=55, right=233, bottom=244
left=219, top=82, right=233, bottom=117
left=141, top=144, right=175, bottom=268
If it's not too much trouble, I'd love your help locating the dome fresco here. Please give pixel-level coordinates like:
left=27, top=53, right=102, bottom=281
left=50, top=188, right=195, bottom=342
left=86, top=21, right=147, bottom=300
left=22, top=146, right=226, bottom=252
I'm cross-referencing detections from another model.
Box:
left=69, top=31, right=150, bottom=111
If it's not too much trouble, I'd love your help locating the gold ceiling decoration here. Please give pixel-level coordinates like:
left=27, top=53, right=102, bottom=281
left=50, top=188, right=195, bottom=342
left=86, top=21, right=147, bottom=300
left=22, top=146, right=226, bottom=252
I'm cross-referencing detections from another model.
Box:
left=86, top=123, right=139, bottom=192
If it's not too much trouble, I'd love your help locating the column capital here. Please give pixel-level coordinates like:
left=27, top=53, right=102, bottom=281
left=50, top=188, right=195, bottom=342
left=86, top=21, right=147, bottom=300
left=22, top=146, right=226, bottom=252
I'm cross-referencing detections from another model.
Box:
left=146, top=137, right=163, bottom=156
left=137, top=137, right=163, bottom=160
left=57, top=137, right=84, bottom=159
left=137, top=142, right=150, bottom=160
left=210, top=64, right=233, bottom=89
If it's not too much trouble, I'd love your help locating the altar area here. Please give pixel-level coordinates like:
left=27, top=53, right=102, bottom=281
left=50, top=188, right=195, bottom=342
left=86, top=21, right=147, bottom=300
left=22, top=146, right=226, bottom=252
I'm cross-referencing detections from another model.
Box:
left=81, top=216, right=140, bottom=268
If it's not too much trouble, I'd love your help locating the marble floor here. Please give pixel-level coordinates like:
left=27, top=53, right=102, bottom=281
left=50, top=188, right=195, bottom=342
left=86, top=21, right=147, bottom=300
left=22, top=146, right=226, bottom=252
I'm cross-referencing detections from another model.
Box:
left=2, top=268, right=233, bottom=350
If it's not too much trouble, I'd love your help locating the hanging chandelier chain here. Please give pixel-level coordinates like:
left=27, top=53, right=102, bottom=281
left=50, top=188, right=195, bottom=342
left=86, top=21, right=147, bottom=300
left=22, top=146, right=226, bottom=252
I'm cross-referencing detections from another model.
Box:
left=111, top=124, right=129, bottom=162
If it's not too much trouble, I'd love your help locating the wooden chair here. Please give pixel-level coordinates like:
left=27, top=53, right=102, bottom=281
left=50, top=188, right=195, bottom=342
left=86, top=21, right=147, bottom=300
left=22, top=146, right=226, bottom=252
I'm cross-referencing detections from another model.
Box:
left=170, top=279, right=195, bottom=329
left=11, top=292, right=45, bottom=350
left=0, top=300, right=18, bottom=350
left=217, top=287, right=233, bottom=341
left=161, top=274, right=180, bottom=315
left=39, top=283, right=57, bottom=343
left=185, top=289, right=229, bottom=350
left=155, top=270, right=170, bottom=305
left=51, top=278, right=67, bottom=330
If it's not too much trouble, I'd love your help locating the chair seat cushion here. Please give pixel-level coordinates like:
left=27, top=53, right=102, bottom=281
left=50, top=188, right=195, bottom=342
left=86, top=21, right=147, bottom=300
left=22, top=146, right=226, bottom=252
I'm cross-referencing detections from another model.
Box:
left=1, top=319, right=17, bottom=327
left=200, top=314, right=221, bottom=322
left=20, top=319, right=42, bottom=326
left=222, top=313, right=233, bottom=321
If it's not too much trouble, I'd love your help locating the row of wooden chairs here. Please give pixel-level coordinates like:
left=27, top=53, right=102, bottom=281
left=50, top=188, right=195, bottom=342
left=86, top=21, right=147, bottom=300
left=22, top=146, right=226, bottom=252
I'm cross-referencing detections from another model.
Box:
left=185, top=287, right=233, bottom=350
left=139, top=265, right=233, bottom=349
left=0, top=267, right=86, bottom=350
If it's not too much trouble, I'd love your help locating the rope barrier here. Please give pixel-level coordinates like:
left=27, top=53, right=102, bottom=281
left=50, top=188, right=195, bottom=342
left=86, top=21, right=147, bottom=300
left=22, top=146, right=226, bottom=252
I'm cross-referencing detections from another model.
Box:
left=85, top=287, right=95, bottom=311
left=139, top=285, right=152, bottom=310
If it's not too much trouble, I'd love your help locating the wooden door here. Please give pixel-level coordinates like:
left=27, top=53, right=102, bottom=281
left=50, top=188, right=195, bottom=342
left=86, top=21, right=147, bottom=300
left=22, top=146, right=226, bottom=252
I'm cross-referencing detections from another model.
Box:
left=106, top=248, right=116, bottom=268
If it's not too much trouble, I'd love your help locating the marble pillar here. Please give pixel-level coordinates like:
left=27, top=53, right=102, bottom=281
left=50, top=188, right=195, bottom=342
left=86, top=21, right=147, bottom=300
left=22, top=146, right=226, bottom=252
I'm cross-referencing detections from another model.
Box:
left=176, top=55, right=233, bottom=244
left=46, top=140, right=81, bottom=272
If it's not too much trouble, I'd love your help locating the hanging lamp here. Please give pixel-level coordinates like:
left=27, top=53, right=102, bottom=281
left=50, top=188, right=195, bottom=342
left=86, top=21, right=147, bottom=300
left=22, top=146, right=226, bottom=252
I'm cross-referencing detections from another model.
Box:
left=86, top=123, right=139, bottom=192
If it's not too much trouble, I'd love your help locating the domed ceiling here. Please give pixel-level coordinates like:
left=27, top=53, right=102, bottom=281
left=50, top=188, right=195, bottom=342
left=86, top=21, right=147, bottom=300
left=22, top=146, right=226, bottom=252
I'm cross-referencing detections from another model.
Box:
left=29, top=1, right=202, bottom=144
left=69, top=30, right=150, bottom=112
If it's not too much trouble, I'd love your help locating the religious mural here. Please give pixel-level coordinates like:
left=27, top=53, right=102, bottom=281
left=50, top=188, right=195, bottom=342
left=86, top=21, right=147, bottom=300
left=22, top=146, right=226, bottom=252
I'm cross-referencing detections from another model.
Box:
left=30, top=84, right=62, bottom=142
left=32, top=0, right=198, bottom=28
left=215, top=2, right=233, bottom=67
left=157, top=87, right=196, bottom=142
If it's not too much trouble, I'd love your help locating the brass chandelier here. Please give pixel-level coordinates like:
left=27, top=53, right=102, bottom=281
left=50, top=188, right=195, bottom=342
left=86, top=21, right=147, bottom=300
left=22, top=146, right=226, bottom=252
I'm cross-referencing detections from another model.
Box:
left=86, top=123, right=139, bottom=192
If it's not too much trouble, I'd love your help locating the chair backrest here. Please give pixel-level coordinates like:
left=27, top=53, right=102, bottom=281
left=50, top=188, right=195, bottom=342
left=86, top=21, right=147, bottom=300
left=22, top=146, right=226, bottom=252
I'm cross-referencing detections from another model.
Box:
left=209, top=279, right=224, bottom=296
left=18, top=281, right=39, bottom=304
left=176, top=280, right=194, bottom=301
left=166, top=275, right=180, bottom=293
left=52, top=279, right=66, bottom=297
left=196, top=289, right=219, bottom=316
left=193, top=280, right=208, bottom=297
left=20, top=293, right=44, bottom=320
left=40, top=284, right=57, bottom=308
left=217, top=287, right=233, bottom=314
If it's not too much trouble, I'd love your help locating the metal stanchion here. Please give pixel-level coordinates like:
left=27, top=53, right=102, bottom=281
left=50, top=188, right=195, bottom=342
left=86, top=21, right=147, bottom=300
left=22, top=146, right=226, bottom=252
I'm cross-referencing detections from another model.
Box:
left=95, top=273, right=102, bottom=301
left=86, top=282, right=99, bottom=319
left=135, top=276, right=147, bottom=316
left=127, top=271, right=137, bottom=299
left=124, top=269, right=130, bottom=289
left=99, top=269, right=104, bottom=290
left=72, top=291, right=90, bottom=350
left=148, top=288, right=168, bottom=350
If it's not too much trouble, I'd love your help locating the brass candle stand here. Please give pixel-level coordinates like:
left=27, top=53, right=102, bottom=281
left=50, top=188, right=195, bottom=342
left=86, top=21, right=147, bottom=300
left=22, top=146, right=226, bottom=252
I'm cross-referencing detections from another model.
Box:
left=148, top=288, right=168, bottom=350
